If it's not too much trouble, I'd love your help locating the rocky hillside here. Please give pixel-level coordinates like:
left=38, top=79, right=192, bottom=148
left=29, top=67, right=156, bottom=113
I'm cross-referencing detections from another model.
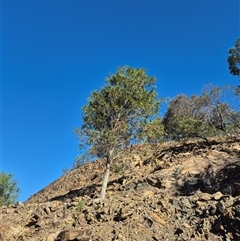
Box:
left=1, top=136, right=240, bottom=241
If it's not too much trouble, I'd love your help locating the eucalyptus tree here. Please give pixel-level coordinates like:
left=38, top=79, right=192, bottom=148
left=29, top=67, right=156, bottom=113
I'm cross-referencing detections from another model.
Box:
left=74, top=66, right=163, bottom=199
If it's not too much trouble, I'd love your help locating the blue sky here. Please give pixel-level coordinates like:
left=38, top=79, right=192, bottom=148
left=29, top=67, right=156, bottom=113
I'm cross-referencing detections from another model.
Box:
left=1, top=0, right=239, bottom=202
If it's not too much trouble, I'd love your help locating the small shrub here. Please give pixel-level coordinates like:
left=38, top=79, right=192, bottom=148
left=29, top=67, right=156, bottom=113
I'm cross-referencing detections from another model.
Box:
left=75, top=201, right=85, bottom=212
left=113, top=164, right=124, bottom=173
left=0, top=172, right=20, bottom=207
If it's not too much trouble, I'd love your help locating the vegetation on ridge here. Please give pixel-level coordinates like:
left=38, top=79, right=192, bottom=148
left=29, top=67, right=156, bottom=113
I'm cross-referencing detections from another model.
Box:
left=73, top=38, right=240, bottom=200
left=0, top=171, right=20, bottom=207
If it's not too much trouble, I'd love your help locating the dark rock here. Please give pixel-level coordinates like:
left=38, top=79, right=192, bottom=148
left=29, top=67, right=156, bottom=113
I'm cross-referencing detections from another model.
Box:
left=55, top=229, right=92, bottom=241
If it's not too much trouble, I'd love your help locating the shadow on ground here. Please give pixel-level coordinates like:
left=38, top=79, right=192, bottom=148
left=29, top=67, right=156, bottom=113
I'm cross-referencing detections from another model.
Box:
left=178, top=161, right=240, bottom=196
left=49, top=175, right=128, bottom=202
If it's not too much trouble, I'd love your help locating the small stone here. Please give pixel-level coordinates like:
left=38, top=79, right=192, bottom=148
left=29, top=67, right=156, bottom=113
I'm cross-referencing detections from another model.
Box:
left=213, top=191, right=223, bottom=200
left=46, top=233, right=56, bottom=241
left=183, top=222, right=191, bottom=229
left=149, top=212, right=168, bottom=227
left=45, top=207, right=51, bottom=215
left=197, top=192, right=212, bottom=201
left=196, top=200, right=206, bottom=208
left=217, top=201, right=225, bottom=213
left=209, top=205, right=217, bottom=215
left=102, top=207, right=109, bottom=214
left=54, top=229, right=92, bottom=241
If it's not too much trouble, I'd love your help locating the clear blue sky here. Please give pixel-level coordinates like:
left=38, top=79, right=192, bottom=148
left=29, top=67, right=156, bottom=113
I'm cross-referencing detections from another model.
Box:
left=1, top=0, right=239, bottom=202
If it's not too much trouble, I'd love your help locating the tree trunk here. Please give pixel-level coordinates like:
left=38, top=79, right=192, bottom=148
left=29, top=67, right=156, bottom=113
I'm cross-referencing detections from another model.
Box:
left=100, top=162, right=110, bottom=200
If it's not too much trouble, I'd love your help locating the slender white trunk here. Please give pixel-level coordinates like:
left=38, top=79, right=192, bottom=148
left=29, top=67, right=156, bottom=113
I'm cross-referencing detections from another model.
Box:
left=100, top=162, right=110, bottom=200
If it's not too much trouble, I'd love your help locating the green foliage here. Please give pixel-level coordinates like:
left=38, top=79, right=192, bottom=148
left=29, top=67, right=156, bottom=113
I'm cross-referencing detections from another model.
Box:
left=228, top=111, right=240, bottom=133
left=228, top=39, right=240, bottom=98
left=74, top=66, right=162, bottom=199
left=163, top=94, right=191, bottom=138
left=141, top=118, right=165, bottom=143
left=0, top=172, right=20, bottom=207
left=113, top=163, right=124, bottom=173
left=202, top=85, right=240, bottom=135
left=163, top=85, right=238, bottom=141
left=75, top=201, right=85, bottom=212
left=171, top=115, right=201, bottom=139
left=74, top=66, right=162, bottom=163
left=228, top=38, right=240, bottom=77
left=163, top=94, right=204, bottom=139
left=171, top=115, right=216, bottom=140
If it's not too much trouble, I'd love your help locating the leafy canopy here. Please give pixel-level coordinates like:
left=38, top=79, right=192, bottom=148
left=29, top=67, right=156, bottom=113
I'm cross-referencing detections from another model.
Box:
left=163, top=85, right=239, bottom=141
left=228, top=38, right=240, bottom=77
left=74, top=66, right=162, bottom=163
left=0, top=171, right=20, bottom=206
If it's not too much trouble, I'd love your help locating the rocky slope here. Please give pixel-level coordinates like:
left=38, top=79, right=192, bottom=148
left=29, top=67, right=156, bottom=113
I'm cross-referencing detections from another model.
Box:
left=1, top=136, right=240, bottom=241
